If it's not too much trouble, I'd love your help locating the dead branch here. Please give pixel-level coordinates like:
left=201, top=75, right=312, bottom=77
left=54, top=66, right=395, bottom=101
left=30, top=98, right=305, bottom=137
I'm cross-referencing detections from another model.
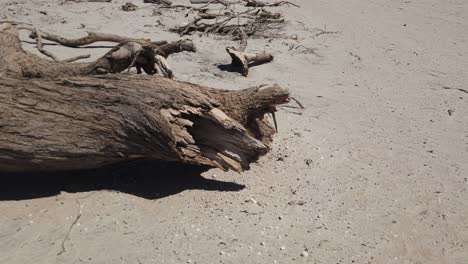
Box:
left=57, top=199, right=82, bottom=256
left=225, top=28, right=273, bottom=76
left=244, top=0, right=299, bottom=7
left=34, top=28, right=59, bottom=61
left=171, top=8, right=254, bottom=36
left=144, top=0, right=172, bottom=5
left=170, top=6, right=284, bottom=39
left=33, top=28, right=91, bottom=62
left=311, top=27, right=341, bottom=38
left=90, top=39, right=195, bottom=76
left=57, top=192, right=97, bottom=256
left=252, top=9, right=282, bottom=19
left=197, top=11, right=225, bottom=19
left=158, top=4, right=207, bottom=11
left=189, top=0, right=298, bottom=7
left=156, top=39, right=196, bottom=57
left=289, top=44, right=320, bottom=56
left=20, top=40, right=120, bottom=49
left=442, top=86, right=468, bottom=94
left=289, top=96, right=305, bottom=109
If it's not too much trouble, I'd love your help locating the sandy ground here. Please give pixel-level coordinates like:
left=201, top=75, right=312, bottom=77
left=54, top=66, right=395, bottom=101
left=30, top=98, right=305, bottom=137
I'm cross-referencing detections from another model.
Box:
left=1, top=0, right=467, bottom=263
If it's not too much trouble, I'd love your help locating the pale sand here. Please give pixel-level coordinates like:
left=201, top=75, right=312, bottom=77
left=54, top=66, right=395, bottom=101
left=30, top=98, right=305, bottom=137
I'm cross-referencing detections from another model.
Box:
left=0, top=0, right=467, bottom=263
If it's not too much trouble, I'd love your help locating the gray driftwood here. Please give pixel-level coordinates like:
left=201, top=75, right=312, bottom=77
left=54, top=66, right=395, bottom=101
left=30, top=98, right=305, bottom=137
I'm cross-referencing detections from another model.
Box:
left=226, top=29, right=273, bottom=76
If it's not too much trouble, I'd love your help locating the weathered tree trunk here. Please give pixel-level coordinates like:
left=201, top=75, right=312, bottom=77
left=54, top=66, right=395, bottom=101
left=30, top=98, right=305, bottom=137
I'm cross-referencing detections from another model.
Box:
left=0, top=23, right=289, bottom=172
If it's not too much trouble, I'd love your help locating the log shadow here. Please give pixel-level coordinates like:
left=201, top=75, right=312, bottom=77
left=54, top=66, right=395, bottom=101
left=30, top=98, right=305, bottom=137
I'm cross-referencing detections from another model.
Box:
left=217, top=61, right=267, bottom=74
left=0, top=160, right=245, bottom=201
left=217, top=63, right=240, bottom=73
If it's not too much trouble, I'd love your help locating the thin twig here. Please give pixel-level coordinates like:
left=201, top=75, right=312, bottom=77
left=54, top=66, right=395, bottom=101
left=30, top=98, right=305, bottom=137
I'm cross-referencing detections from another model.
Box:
left=443, top=86, right=468, bottom=94
left=291, top=44, right=320, bottom=56
left=33, top=28, right=91, bottom=62
left=57, top=199, right=81, bottom=256
left=312, top=27, right=341, bottom=38
left=57, top=192, right=97, bottom=256
left=35, top=28, right=59, bottom=61
left=272, top=112, right=278, bottom=132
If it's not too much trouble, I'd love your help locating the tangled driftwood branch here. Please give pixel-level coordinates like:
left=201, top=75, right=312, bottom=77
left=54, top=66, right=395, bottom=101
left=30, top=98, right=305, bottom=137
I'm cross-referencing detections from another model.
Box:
left=162, top=0, right=293, bottom=38
left=171, top=7, right=284, bottom=38
left=8, top=25, right=194, bottom=78
left=33, top=28, right=91, bottom=62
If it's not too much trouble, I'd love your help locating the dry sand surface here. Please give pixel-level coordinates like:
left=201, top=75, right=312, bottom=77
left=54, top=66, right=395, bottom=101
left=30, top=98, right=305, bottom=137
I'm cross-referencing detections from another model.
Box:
left=1, top=0, right=467, bottom=263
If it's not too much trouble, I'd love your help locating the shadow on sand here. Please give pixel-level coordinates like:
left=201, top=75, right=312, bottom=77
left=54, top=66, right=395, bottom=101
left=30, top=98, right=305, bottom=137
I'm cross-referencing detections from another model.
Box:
left=217, top=61, right=269, bottom=75
left=0, top=160, right=245, bottom=201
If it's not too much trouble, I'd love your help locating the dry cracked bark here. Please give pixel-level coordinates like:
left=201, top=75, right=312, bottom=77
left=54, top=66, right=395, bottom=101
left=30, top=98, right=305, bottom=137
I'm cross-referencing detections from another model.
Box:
left=0, top=23, right=289, bottom=172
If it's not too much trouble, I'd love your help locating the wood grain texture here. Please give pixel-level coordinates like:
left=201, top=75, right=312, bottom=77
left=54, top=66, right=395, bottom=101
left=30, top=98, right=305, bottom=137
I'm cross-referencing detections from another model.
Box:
left=0, top=23, right=289, bottom=172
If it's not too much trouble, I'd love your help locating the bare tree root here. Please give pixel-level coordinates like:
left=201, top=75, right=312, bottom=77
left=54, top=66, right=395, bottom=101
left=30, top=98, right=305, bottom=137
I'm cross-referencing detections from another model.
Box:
left=225, top=29, right=273, bottom=76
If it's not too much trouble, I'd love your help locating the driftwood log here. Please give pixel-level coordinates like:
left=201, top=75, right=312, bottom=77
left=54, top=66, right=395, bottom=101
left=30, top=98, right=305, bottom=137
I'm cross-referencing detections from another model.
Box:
left=0, top=23, right=289, bottom=172
left=226, top=29, right=273, bottom=76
